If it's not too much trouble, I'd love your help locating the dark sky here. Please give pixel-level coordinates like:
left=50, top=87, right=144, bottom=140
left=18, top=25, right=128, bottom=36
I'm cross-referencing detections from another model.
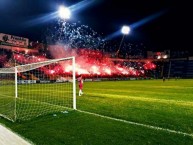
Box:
left=0, top=0, right=192, bottom=51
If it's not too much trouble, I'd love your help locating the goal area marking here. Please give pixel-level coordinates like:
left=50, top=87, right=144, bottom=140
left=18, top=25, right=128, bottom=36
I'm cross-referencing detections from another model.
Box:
left=78, top=110, right=193, bottom=138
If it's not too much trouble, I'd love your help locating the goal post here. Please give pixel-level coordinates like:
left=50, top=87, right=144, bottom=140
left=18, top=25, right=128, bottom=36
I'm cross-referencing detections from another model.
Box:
left=72, top=57, right=76, bottom=110
left=0, top=56, right=76, bottom=122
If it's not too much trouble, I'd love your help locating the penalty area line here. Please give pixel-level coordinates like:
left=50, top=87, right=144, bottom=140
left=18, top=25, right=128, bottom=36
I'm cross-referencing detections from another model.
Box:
left=77, top=110, right=193, bottom=138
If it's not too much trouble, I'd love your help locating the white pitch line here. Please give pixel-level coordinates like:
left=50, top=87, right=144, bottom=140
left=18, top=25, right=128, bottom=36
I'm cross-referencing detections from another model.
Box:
left=78, top=110, right=193, bottom=138
left=0, top=124, right=33, bottom=145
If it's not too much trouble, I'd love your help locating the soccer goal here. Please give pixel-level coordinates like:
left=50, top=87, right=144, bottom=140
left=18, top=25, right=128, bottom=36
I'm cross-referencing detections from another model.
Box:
left=0, top=57, right=76, bottom=122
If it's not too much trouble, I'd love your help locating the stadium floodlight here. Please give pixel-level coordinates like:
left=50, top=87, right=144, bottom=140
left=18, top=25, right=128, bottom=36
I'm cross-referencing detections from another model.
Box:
left=0, top=57, right=76, bottom=122
left=121, top=26, right=130, bottom=35
left=116, top=25, right=131, bottom=57
left=162, top=55, right=168, bottom=59
left=58, top=5, right=71, bottom=19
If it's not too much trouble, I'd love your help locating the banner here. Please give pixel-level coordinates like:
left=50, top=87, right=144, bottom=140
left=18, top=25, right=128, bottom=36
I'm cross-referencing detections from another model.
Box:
left=0, top=33, right=29, bottom=47
left=17, top=80, right=36, bottom=84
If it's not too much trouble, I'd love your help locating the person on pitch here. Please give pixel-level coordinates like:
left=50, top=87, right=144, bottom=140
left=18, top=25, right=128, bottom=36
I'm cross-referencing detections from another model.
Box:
left=77, top=75, right=84, bottom=96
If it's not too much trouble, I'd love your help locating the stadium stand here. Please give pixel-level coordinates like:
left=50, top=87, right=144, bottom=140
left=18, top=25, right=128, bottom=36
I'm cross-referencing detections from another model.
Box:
left=1, top=33, right=193, bottom=79
left=186, top=60, right=193, bottom=78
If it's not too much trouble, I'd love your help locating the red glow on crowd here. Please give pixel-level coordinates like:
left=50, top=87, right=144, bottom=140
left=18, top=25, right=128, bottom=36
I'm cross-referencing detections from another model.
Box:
left=143, top=61, right=156, bottom=70
left=10, top=45, right=156, bottom=78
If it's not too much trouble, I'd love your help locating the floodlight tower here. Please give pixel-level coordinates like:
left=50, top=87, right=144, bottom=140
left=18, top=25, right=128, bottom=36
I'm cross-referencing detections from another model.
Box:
left=58, top=5, right=71, bottom=41
left=160, top=54, right=168, bottom=78
left=116, top=25, right=130, bottom=57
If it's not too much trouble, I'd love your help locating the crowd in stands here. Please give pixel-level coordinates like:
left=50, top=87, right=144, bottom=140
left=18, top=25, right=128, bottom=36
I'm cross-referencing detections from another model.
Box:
left=0, top=46, right=157, bottom=79
left=3, top=43, right=193, bottom=79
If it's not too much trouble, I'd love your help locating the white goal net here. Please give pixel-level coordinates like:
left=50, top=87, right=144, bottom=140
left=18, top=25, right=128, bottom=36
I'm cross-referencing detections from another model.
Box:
left=0, top=57, right=76, bottom=121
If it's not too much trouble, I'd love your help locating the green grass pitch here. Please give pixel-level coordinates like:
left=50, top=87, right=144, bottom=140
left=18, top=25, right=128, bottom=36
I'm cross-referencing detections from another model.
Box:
left=1, top=79, right=193, bottom=145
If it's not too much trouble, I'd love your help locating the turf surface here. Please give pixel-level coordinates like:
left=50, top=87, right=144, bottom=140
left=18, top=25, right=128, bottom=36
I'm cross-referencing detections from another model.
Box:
left=0, top=79, right=193, bottom=145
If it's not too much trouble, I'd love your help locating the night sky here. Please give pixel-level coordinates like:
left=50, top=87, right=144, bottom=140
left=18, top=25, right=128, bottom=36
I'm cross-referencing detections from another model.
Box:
left=0, top=0, right=192, bottom=51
